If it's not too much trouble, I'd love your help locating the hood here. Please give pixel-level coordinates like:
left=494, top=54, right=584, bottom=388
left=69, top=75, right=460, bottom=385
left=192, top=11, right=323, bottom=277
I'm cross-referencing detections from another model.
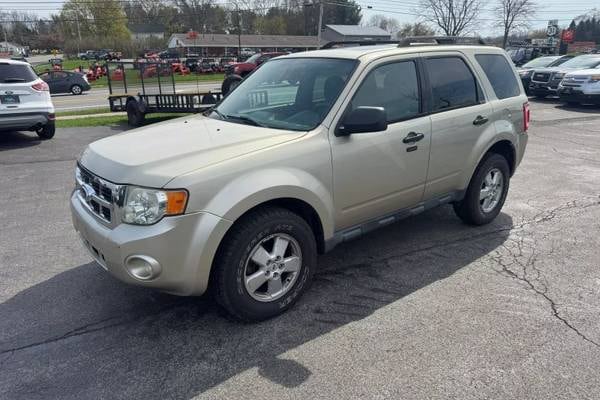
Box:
left=564, top=68, right=600, bottom=77
left=533, top=66, right=586, bottom=74
left=80, top=115, right=302, bottom=188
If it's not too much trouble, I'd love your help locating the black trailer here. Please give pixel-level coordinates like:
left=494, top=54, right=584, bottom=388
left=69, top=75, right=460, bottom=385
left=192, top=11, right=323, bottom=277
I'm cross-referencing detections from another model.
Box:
left=105, top=61, right=223, bottom=126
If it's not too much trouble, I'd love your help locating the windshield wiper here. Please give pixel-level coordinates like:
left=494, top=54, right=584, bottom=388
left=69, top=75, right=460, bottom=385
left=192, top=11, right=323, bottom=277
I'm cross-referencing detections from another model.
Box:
left=211, top=108, right=227, bottom=120
left=225, top=114, right=264, bottom=127
left=3, top=78, right=25, bottom=83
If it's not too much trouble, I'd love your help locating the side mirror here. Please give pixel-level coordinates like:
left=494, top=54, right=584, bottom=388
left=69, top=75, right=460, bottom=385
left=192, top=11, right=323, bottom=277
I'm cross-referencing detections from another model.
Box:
left=336, top=106, right=387, bottom=136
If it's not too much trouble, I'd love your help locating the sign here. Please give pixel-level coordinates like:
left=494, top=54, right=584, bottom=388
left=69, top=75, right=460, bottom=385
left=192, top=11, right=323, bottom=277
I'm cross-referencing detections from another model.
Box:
left=561, top=29, right=574, bottom=43
left=546, top=20, right=559, bottom=37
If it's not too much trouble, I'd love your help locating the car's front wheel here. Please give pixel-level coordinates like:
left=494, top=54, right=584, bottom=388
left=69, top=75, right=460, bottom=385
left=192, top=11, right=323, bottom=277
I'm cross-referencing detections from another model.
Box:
left=453, top=153, right=510, bottom=225
left=213, top=207, right=317, bottom=321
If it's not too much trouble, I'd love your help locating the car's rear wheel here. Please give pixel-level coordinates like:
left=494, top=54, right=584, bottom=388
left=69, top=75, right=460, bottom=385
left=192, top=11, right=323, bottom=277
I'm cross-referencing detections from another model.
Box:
left=213, top=207, right=316, bottom=321
left=36, top=123, right=55, bottom=140
left=453, top=153, right=510, bottom=225
left=70, top=84, right=83, bottom=95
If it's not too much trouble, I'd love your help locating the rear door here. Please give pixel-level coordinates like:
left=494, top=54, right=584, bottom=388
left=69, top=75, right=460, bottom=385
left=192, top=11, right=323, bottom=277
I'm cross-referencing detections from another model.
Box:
left=421, top=53, right=494, bottom=199
left=0, top=62, right=48, bottom=113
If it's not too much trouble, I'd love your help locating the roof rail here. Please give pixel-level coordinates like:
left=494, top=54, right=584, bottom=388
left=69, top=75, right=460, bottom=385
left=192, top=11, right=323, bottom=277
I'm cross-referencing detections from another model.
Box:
left=320, top=40, right=400, bottom=49
left=398, top=36, right=487, bottom=47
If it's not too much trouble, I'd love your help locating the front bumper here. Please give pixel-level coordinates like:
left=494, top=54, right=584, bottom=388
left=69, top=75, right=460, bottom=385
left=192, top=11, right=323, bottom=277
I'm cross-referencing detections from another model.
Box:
left=558, top=88, right=600, bottom=104
left=70, top=191, right=232, bottom=296
left=0, top=112, right=53, bottom=131
left=529, top=82, right=559, bottom=97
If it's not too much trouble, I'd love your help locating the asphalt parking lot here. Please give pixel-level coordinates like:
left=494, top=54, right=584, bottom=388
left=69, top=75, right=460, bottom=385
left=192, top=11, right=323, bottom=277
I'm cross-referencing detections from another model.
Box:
left=1, top=100, right=599, bottom=399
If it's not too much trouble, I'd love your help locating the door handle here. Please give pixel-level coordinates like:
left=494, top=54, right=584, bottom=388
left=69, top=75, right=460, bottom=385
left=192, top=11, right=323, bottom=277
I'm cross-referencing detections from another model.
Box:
left=403, top=131, right=425, bottom=144
left=473, top=115, right=489, bottom=126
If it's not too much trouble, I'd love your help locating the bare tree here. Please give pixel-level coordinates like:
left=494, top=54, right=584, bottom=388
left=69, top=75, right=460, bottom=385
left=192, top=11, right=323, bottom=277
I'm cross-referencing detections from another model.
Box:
left=396, top=22, right=436, bottom=38
left=367, top=14, right=400, bottom=35
left=495, top=0, right=536, bottom=48
left=417, top=0, right=482, bottom=36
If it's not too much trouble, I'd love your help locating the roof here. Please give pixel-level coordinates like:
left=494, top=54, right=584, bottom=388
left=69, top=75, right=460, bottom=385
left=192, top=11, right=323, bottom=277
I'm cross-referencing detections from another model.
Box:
left=128, top=23, right=166, bottom=34
left=0, top=58, right=29, bottom=65
left=169, top=33, right=318, bottom=48
left=325, top=25, right=390, bottom=37
left=282, top=44, right=502, bottom=62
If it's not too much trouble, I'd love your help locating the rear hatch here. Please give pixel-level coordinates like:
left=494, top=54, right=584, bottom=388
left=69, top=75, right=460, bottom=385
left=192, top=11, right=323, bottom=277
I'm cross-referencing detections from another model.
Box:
left=0, top=62, right=53, bottom=113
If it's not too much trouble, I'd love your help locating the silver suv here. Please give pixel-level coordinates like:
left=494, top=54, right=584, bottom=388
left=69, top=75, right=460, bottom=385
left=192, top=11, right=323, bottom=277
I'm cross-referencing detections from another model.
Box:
left=71, top=40, right=529, bottom=321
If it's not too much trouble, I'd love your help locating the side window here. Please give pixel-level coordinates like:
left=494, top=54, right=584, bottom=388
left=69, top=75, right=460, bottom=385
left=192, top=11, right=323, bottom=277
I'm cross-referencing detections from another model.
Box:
left=475, top=54, right=520, bottom=99
left=350, top=60, right=420, bottom=122
left=424, top=57, right=479, bottom=111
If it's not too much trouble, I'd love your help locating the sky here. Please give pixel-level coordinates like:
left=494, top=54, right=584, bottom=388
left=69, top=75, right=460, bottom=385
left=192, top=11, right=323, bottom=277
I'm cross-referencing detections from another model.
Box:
left=1, top=0, right=600, bottom=37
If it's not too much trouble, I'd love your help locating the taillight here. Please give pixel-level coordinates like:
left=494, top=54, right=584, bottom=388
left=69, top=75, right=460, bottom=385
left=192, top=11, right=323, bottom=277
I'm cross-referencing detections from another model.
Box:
left=32, top=81, right=49, bottom=92
left=523, top=102, right=530, bottom=132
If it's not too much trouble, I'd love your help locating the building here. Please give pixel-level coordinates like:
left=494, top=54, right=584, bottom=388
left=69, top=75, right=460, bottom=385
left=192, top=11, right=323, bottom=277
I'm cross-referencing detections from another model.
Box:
left=321, top=25, right=391, bottom=43
left=0, top=41, right=27, bottom=56
left=128, top=23, right=166, bottom=41
left=167, top=33, right=318, bottom=57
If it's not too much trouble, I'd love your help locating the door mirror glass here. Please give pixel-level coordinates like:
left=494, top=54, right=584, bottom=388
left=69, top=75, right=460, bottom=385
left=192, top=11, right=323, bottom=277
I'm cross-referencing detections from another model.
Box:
left=337, top=106, right=387, bottom=136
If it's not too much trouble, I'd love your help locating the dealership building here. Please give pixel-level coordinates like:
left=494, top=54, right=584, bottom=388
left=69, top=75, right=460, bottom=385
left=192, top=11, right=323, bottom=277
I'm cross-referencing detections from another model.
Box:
left=167, top=25, right=392, bottom=56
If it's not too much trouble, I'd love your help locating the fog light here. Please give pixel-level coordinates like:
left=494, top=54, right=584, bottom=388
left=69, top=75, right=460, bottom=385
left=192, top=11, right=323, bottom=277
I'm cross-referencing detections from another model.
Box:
left=125, top=255, right=161, bottom=280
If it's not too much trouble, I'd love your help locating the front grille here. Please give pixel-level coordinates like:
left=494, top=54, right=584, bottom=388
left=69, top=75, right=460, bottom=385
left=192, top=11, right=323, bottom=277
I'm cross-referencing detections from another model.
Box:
left=532, top=72, right=550, bottom=83
left=562, top=76, right=586, bottom=87
left=76, top=165, right=121, bottom=226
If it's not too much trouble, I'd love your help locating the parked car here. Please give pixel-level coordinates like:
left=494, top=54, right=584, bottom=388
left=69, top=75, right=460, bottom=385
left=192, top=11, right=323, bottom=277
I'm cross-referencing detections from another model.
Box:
left=71, top=40, right=529, bottom=321
left=529, top=54, right=600, bottom=98
left=223, top=52, right=287, bottom=77
left=78, top=50, right=99, bottom=60
left=0, top=59, right=55, bottom=139
left=39, top=70, right=91, bottom=95
left=517, top=55, right=574, bottom=94
left=558, top=69, right=600, bottom=105
left=184, top=57, right=199, bottom=72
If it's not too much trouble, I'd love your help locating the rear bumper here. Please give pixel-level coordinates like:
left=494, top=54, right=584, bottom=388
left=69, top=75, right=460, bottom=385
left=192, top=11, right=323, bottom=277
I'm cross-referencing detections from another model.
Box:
left=558, top=88, right=600, bottom=104
left=0, top=112, right=54, bottom=131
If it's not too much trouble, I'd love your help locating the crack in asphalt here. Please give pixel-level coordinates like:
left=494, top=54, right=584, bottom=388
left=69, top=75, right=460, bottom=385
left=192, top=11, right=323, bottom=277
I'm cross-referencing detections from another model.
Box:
left=490, top=225, right=600, bottom=349
left=2, top=197, right=599, bottom=356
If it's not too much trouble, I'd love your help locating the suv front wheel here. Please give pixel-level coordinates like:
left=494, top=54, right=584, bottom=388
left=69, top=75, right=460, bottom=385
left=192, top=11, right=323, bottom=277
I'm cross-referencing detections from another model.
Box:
left=213, top=207, right=317, bottom=321
left=453, top=153, right=510, bottom=225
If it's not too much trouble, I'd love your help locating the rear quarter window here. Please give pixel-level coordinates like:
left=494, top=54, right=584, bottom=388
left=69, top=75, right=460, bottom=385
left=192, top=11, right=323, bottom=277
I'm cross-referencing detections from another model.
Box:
left=475, top=54, right=521, bottom=100
left=0, top=63, right=38, bottom=83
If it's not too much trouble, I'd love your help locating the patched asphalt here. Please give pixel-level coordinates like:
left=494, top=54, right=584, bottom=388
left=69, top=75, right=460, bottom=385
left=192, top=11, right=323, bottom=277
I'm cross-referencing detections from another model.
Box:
left=1, top=100, right=599, bottom=399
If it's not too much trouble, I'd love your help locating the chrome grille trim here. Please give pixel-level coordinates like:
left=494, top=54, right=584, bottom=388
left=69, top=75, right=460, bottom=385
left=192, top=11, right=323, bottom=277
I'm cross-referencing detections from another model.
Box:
left=75, top=164, right=124, bottom=228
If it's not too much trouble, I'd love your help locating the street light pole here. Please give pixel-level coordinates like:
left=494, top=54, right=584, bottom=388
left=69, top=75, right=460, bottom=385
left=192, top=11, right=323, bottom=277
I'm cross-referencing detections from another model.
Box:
left=316, top=1, right=323, bottom=48
left=236, top=4, right=242, bottom=58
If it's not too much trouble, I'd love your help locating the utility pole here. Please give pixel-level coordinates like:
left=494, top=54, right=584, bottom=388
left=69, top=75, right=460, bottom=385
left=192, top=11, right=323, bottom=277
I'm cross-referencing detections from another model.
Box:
left=235, top=3, right=242, bottom=58
left=316, top=1, right=323, bottom=48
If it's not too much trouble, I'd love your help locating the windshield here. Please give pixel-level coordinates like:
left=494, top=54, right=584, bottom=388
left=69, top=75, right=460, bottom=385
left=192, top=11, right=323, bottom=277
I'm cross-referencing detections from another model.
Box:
left=560, top=56, right=600, bottom=69
left=522, top=57, right=559, bottom=68
left=212, top=58, right=357, bottom=131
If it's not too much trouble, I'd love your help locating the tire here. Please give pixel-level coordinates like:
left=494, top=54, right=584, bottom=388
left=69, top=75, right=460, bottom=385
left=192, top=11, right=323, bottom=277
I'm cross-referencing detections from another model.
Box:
left=70, top=84, right=83, bottom=95
left=453, top=153, right=510, bottom=226
left=36, top=123, right=55, bottom=140
left=213, top=207, right=317, bottom=322
left=221, top=74, right=243, bottom=96
left=126, top=100, right=145, bottom=127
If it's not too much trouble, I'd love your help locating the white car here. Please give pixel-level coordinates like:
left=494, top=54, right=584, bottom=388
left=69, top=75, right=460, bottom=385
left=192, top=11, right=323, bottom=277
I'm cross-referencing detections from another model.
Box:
left=0, top=58, right=55, bottom=139
left=558, top=68, right=600, bottom=105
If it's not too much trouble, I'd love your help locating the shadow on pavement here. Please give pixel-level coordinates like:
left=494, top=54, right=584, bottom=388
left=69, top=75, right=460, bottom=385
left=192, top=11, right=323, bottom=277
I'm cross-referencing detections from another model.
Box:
left=0, top=207, right=513, bottom=399
left=0, top=131, right=41, bottom=151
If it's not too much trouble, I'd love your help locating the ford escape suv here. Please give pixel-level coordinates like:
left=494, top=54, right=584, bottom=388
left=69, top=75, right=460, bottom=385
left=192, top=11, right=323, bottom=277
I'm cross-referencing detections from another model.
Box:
left=71, top=38, right=529, bottom=321
left=0, top=59, right=55, bottom=139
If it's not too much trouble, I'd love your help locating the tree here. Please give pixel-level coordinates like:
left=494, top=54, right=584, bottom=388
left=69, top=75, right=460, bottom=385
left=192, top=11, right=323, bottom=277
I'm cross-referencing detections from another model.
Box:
left=367, top=14, right=400, bottom=35
left=417, top=0, right=481, bottom=36
left=494, top=0, right=536, bottom=48
left=58, top=0, right=129, bottom=42
left=396, top=22, right=436, bottom=38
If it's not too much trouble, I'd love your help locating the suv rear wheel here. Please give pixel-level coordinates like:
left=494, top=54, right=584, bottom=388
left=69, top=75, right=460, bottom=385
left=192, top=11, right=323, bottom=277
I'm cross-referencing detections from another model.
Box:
left=213, top=207, right=316, bottom=321
left=36, top=123, right=55, bottom=140
left=453, top=153, right=510, bottom=225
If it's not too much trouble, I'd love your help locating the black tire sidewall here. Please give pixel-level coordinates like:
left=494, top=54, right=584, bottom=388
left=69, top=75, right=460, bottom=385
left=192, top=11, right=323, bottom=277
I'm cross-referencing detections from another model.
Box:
left=461, top=153, right=510, bottom=225
left=37, top=123, right=55, bottom=139
left=217, top=210, right=316, bottom=321
left=126, top=101, right=143, bottom=126
left=221, top=74, right=243, bottom=96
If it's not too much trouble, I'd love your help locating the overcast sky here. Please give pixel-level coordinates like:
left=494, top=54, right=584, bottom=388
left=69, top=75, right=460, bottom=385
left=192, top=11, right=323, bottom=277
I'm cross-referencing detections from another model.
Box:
left=2, top=0, right=600, bottom=37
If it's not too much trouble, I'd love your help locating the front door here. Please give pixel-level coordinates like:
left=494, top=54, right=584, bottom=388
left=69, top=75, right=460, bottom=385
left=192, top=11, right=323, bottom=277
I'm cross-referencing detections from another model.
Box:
left=330, top=58, right=432, bottom=230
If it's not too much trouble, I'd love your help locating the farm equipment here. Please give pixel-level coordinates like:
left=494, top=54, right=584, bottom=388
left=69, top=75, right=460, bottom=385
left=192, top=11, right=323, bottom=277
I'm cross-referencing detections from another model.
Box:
left=105, top=61, right=222, bottom=127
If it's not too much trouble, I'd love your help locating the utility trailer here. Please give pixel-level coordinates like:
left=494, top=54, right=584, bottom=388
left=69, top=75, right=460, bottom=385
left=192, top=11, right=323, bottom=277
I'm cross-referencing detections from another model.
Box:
left=105, top=61, right=223, bottom=126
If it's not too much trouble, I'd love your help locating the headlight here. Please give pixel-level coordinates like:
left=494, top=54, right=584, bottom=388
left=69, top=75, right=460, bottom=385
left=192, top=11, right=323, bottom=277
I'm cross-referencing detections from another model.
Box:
left=122, top=187, right=188, bottom=225
left=553, top=73, right=565, bottom=79
left=519, top=70, right=532, bottom=77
